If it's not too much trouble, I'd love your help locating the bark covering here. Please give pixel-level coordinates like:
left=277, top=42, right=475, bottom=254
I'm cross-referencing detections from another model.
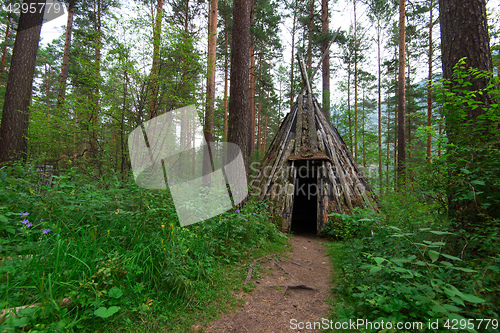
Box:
left=0, top=0, right=45, bottom=162
left=228, top=0, right=251, bottom=171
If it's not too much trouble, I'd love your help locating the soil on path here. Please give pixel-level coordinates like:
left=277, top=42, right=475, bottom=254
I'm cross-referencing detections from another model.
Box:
left=203, top=234, right=332, bottom=332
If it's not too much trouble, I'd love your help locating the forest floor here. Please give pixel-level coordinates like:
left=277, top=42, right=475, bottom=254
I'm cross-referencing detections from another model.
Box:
left=201, top=234, right=333, bottom=332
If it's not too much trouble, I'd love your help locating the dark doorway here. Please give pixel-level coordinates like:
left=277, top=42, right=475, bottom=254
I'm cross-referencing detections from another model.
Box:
left=291, top=162, right=317, bottom=234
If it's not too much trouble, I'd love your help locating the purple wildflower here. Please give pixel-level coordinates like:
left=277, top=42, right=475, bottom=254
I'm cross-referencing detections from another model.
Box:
left=22, top=219, right=29, bottom=225
left=26, top=223, right=33, bottom=227
left=20, top=212, right=29, bottom=217
left=40, top=219, right=44, bottom=222
left=42, top=229, right=50, bottom=234
left=245, top=219, right=247, bottom=221
left=236, top=209, right=240, bottom=213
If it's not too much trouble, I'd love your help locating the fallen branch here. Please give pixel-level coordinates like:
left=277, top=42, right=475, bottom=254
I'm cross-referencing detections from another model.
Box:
left=287, top=260, right=306, bottom=268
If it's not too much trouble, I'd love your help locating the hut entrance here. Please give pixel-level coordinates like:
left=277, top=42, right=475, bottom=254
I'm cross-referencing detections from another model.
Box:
left=291, top=162, right=317, bottom=234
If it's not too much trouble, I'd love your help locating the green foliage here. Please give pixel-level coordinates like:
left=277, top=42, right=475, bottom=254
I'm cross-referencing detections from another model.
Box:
left=0, top=164, right=286, bottom=331
left=432, top=58, right=500, bottom=227
left=322, top=208, right=381, bottom=240
left=326, top=188, right=499, bottom=332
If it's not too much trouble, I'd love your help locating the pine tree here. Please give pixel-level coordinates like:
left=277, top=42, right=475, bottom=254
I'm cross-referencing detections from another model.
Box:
left=0, top=0, right=45, bottom=162
left=228, top=0, right=251, bottom=170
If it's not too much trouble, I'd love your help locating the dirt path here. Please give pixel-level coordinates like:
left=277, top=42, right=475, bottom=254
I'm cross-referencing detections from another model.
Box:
left=203, top=234, right=332, bottom=332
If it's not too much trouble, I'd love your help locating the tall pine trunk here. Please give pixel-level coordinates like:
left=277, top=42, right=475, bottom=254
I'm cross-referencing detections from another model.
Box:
left=407, top=54, right=411, bottom=165
left=290, top=2, right=297, bottom=112
left=354, top=0, right=358, bottom=164
left=386, top=98, right=390, bottom=188
left=205, top=0, right=217, bottom=144
left=362, top=88, right=366, bottom=167
left=393, top=45, right=398, bottom=187
left=57, top=0, right=75, bottom=108
left=203, top=0, right=218, bottom=183
left=307, top=0, right=315, bottom=71
left=377, top=19, right=382, bottom=192
left=426, top=0, right=433, bottom=160
left=248, top=0, right=255, bottom=154
left=89, top=0, right=101, bottom=163
left=149, top=0, right=163, bottom=119
left=439, top=0, right=493, bottom=138
left=438, top=0, right=495, bottom=224
left=223, top=0, right=229, bottom=140
left=347, top=62, right=352, bottom=149
left=397, top=0, right=406, bottom=185
left=321, top=0, right=330, bottom=115
left=228, top=0, right=250, bottom=172
left=0, top=0, right=45, bottom=162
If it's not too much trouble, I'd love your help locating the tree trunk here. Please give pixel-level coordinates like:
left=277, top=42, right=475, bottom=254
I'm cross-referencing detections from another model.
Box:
left=223, top=0, right=229, bottom=140
left=181, top=0, right=190, bottom=160
left=307, top=0, right=315, bottom=71
left=90, top=0, right=101, bottom=162
left=203, top=0, right=217, bottom=184
left=149, top=0, right=163, bottom=119
left=0, top=0, right=45, bottom=162
left=262, top=115, right=268, bottom=152
left=377, top=19, right=382, bottom=192
left=228, top=0, right=250, bottom=172
left=407, top=54, right=411, bottom=164
left=393, top=45, right=398, bottom=186
left=347, top=62, right=352, bottom=149
left=397, top=0, right=406, bottom=185
left=262, top=65, right=270, bottom=151
left=386, top=97, right=390, bottom=188
left=248, top=0, right=255, bottom=155
left=121, top=70, right=127, bottom=177
left=426, top=0, right=433, bottom=160
left=321, top=0, right=330, bottom=115
left=57, top=0, right=75, bottom=108
left=290, top=2, right=297, bottom=112
left=362, top=88, right=366, bottom=167
left=257, top=94, right=261, bottom=151
left=439, top=0, right=493, bottom=129
left=354, top=0, right=358, bottom=164
left=438, top=114, right=443, bottom=157
left=439, top=0, right=492, bottom=83
left=438, top=0, right=495, bottom=225
left=256, top=56, right=262, bottom=151
left=204, top=0, right=218, bottom=171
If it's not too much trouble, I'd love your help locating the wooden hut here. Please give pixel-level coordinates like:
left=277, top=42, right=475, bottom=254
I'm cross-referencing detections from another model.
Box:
left=250, top=56, right=377, bottom=234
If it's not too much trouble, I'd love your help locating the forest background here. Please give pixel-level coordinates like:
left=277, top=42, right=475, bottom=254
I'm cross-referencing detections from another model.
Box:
left=0, top=0, right=499, bottom=331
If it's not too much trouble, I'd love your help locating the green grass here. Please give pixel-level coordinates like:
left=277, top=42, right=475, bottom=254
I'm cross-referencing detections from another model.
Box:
left=0, top=164, right=288, bottom=332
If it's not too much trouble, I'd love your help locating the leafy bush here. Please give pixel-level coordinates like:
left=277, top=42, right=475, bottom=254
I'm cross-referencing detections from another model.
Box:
left=433, top=59, right=500, bottom=228
left=321, top=208, right=381, bottom=240
left=328, top=207, right=499, bottom=332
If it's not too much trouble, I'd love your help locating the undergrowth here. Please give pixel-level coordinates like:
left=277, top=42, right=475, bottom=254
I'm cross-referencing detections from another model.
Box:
left=324, top=190, right=499, bottom=333
left=0, top=163, right=287, bottom=332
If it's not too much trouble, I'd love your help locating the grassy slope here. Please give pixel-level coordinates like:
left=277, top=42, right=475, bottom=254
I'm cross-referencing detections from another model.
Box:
left=0, top=165, right=288, bottom=332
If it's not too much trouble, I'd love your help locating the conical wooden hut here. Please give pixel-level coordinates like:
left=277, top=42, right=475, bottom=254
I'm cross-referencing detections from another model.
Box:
left=250, top=56, right=377, bottom=234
